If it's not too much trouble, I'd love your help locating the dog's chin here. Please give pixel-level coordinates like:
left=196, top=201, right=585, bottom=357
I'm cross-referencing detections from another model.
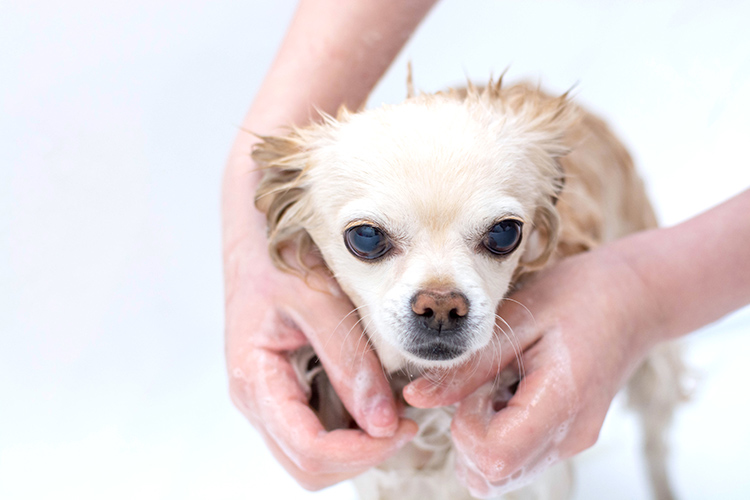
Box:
left=399, top=342, right=478, bottom=370
left=369, top=318, right=496, bottom=372
left=406, top=341, right=466, bottom=362
left=371, top=334, right=477, bottom=372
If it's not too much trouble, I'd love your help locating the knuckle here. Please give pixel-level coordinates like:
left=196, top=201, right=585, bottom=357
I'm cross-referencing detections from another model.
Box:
left=227, top=377, right=260, bottom=425
left=475, top=448, right=514, bottom=483
left=580, top=427, right=601, bottom=451
left=227, top=370, right=247, bottom=394
left=294, top=472, right=339, bottom=492
left=296, top=477, right=326, bottom=491
left=294, top=452, right=324, bottom=475
left=227, top=383, right=246, bottom=410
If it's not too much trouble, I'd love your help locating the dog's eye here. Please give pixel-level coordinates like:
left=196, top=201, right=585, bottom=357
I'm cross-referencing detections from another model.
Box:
left=483, top=220, right=523, bottom=256
left=344, top=224, right=392, bottom=260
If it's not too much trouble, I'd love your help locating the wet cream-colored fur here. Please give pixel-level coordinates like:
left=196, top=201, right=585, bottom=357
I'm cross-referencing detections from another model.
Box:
left=254, top=81, right=684, bottom=500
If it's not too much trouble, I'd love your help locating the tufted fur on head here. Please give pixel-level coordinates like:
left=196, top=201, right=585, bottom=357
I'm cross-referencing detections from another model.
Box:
left=254, top=81, right=577, bottom=282
left=251, top=80, right=601, bottom=372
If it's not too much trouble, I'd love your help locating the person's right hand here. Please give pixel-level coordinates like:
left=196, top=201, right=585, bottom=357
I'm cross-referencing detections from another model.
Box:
left=222, top=134, right=417, bottom=490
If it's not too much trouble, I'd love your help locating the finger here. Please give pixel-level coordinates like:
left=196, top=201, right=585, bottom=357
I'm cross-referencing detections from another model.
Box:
left=454, top=435, right=549, bottom=499
left=450, top=362, right=575, bottom=484
left=237, top=347, right=417, bottom=475
left=285, top=282, right=401, bottom=438
left=259, top=430, right=374, bottom=490
left=403, top=347, right=500, bottom=408
left=454, top=451, right=493, bottom=499
left=404, top=299, right=537, bottom=408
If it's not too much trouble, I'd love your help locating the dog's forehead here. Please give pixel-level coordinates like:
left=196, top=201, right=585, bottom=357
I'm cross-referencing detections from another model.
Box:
left=307, top=99, right=538, bottom=228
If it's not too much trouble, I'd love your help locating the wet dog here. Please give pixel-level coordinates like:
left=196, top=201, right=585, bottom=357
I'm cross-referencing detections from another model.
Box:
left=254, top=78, right=685, bottom=500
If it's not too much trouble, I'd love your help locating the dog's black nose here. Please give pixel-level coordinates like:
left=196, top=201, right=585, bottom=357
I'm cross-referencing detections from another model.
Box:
left=411, top=289, right=469, bottom=333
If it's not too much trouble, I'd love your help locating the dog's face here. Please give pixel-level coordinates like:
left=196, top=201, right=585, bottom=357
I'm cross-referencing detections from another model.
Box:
left=256, top=84, right=575, bottom=371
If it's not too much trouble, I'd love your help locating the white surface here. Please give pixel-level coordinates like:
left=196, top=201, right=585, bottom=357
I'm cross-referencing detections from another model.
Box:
left=2, top=1, right=750, bottom=499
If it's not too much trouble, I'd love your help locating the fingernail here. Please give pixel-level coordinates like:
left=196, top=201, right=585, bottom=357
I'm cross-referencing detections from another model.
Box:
left=397, top=420, right=419, bottom=446
left=406, top=378, right=434, bottom=394
left=403, top=379, right=441, bottom=408
left=364, top=395, right=397, bottom=438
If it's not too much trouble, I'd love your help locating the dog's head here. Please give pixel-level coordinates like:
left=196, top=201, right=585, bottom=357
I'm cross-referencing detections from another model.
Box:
left=255, top=82, right=578, bottom=371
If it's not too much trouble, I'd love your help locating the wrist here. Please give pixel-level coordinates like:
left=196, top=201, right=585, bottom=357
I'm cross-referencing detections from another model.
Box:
left=594, top=236, right=670, bottom=363
left=222, top=139, right=268, bottom=253
left=605, top=230, right=677, bottom=352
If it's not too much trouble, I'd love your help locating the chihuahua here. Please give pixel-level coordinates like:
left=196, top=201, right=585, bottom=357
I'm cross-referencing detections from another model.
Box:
left=253, top=78, right=685, bottom=500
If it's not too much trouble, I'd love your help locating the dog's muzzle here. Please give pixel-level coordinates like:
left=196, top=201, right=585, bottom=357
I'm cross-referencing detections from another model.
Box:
left=406, top=289, right=471, bottom=361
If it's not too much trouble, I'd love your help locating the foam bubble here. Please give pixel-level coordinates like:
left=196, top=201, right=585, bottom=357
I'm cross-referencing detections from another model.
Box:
left=554, top=419, right=571, bottom=444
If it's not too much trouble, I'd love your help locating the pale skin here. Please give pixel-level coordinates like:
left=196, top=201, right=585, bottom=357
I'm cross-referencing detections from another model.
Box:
left=223, top=0, right=438, bottom=489
left=223, top=0, right=750, bottom=493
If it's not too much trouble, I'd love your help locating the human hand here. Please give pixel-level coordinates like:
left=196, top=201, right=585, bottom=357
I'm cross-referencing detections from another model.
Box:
left=403, top=247, right=660, bottom=497
left=222, top=136, right=417, bottom=490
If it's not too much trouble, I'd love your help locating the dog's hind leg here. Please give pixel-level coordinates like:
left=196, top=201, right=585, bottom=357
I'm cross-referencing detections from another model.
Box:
left=626, top=343, right=690, bottom=500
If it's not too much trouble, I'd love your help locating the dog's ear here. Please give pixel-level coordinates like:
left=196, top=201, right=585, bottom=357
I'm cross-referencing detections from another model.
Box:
left=517, top=198, right=561, bottom=277
left=481, top=85, right=578, bottom=279
left=253, top=131, right=318, bottom=276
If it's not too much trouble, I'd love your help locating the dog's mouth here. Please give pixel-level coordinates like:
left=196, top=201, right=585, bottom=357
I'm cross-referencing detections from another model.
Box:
left=402, top=310, right=480, bottom=363
left=396, top=305, right=488, bottom=365
left=405, top=340, right=467, bottom=361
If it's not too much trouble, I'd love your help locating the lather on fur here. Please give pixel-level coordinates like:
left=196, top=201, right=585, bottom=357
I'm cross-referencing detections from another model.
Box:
left=253, top=78, right=686, bottom=500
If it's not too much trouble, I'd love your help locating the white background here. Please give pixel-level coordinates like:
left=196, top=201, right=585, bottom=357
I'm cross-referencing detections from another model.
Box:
left=3, top=1, right=750, bottom=499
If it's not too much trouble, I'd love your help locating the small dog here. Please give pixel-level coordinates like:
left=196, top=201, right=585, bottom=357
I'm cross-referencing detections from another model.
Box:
left=253, top=77, right=685, bottom=500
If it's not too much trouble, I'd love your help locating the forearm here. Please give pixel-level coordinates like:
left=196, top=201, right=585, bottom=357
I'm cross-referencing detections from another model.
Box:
left=223, top=0, right=437, bottom=245
left=616, top=188, right=750, bottom=342
left=246, top=0, right=438, bottom=136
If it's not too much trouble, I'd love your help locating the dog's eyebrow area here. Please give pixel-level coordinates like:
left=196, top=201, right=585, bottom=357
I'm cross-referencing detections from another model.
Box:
left=337, top=200, right=398, bottom=234
left=466, top=199, right=527, bottom=237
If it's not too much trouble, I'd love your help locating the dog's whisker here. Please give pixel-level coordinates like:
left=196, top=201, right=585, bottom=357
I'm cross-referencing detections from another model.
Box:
left=348, top=313, right=372, bottom=365
left=488, top=334, right=507, bottom=397
left=494, top=313, right=526, bottom=385
left=501, top=297, right=537, bottom=328
left=329, top=304, right=368, bottom=354
left=327, top=304, right=367, bottom=344
left=329, top=309, right=372, bottom=376
left=423, top=368, right=445, bottom=386
left=481, top=337, right=497, bottom=380
left=493, top=312, right=522, bottom=365
left=355, top=316, right=377, bottom=369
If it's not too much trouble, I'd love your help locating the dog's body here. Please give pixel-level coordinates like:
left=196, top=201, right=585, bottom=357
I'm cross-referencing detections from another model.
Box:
left=254, top=81, right=684, bottom=499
